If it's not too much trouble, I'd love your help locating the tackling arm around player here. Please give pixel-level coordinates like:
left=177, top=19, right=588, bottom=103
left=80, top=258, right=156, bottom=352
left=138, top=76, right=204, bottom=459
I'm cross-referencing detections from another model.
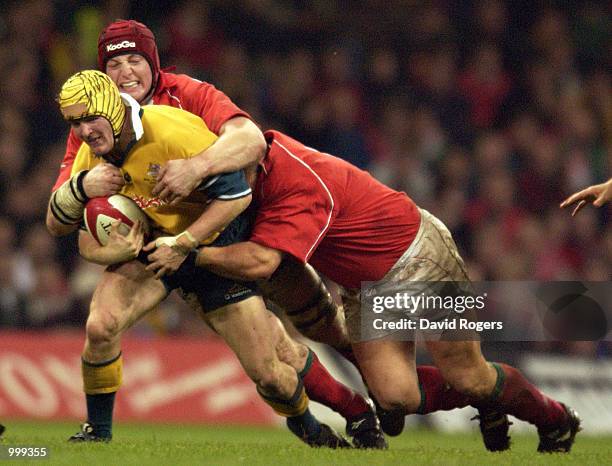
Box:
left=93, top=21, right=580, bottom=453
left=49, top=70, right=361, bottom=448
left=46, top=20, right=385, bottom=449
left=47, top=19, right=356, bottom=375
left=192, top=130, right=581, bottom=454
left=49, top=20, right=264, bottom=206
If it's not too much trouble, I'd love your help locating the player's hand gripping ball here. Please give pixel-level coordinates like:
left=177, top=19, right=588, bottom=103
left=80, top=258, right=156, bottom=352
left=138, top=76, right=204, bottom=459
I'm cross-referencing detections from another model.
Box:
left=84, top=194, right=150, bottom=245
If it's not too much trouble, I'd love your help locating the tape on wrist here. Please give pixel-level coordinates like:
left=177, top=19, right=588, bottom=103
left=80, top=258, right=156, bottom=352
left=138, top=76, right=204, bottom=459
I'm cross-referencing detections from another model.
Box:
left=49, top=170, right=90, bottom=225
left=180, top=230, right=198, bottom=247
left=155, top=230, right=198, bottom=250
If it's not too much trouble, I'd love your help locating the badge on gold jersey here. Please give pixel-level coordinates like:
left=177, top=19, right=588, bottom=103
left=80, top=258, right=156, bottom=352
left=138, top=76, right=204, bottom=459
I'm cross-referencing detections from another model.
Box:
left=144, top=163, right=161, bottom=184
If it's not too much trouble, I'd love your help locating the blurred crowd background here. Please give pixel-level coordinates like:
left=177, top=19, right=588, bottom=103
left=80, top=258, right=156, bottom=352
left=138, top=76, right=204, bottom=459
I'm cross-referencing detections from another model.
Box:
left=0, top=1, right=609, bottom=355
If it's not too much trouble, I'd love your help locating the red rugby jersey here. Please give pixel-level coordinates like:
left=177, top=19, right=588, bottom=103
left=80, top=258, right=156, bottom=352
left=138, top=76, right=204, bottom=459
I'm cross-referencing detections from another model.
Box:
left=251, top=130, right=421, bottom=289
left=52, top=72, right=250, bottom=190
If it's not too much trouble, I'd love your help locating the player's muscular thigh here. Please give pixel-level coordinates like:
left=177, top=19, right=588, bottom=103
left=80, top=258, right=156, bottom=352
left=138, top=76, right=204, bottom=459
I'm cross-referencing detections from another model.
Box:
left=204, top=297, right=298, bottom=398
left=88, top=260, right=167, bottom=340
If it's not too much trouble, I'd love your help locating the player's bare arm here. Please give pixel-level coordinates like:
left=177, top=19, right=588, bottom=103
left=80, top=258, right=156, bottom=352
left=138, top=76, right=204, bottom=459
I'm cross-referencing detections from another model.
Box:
left=152, top=117, right=265, bottom=204
left=144, top=194, right=252, bottom=278
left=197, top=241, right=283, bottom=281
left=46, top=206, right=80, bottom=237
left=78, top=220, right=145, bottom=266
left=560, top=178, right=612, bottom=216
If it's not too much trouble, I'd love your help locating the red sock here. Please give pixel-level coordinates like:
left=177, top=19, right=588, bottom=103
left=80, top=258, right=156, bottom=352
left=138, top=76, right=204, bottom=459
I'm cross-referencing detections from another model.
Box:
left=301, top=350, right=369, bottom=419
left=417, top=366, right=471, bottom=414
left=482, top=363, right=567, bottom=429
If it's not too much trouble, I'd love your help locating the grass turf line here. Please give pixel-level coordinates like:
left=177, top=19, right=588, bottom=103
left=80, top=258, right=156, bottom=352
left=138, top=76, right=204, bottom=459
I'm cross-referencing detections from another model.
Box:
left=1, top=420, right=610, bottom=466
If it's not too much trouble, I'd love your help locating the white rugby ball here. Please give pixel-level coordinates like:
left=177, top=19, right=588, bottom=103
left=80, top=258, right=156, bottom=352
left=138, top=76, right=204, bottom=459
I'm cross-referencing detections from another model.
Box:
left=83, top=194, right=150, bottom=246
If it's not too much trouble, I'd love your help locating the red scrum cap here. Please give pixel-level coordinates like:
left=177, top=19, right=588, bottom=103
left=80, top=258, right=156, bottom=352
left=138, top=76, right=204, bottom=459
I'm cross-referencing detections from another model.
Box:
left=98, top=20, right=161, bottom=88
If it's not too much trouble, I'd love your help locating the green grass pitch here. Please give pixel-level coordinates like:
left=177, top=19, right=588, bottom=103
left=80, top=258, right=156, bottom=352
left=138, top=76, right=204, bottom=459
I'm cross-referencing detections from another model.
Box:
left=1, top=421, right=610, bottom=465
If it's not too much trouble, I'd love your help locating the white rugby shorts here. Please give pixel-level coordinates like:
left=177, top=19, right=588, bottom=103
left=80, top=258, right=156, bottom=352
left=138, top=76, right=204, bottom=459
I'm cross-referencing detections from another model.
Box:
left=343, top=208, right=472, bottom=341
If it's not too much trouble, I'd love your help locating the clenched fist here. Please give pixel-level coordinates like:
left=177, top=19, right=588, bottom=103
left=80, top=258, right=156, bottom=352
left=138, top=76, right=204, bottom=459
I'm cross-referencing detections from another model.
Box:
left=83, top=163, right=125, bottom=198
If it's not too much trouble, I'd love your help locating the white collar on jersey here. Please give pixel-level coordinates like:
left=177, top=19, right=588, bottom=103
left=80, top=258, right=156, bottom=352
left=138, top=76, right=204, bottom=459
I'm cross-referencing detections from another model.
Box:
left=119, top=93, right=144, bottom=141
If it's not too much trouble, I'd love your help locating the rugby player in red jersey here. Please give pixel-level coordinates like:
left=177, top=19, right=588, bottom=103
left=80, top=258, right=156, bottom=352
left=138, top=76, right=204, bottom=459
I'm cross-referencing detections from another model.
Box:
left=177, top=130, right=582, bottom=453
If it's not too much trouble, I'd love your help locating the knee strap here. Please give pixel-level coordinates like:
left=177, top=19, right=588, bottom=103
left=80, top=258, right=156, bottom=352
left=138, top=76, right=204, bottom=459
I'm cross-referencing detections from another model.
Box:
left=82, top=353, right=123, bottom=395
left=285, top=281, right=338, bottom=332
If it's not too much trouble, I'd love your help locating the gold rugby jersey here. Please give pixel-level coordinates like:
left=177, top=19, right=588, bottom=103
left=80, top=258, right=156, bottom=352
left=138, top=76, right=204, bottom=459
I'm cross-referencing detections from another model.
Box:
left=71, top=97, right=251, bottom=240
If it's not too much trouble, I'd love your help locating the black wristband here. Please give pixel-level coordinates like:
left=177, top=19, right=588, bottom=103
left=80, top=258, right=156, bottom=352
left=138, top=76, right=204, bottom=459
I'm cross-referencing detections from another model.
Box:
left=75, top=170, right=90, bottom=202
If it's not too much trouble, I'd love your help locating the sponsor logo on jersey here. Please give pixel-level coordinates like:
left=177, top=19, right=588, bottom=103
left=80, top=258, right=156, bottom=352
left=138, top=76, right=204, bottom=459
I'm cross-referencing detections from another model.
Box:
left=106, top=41, right=136, bottom=51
